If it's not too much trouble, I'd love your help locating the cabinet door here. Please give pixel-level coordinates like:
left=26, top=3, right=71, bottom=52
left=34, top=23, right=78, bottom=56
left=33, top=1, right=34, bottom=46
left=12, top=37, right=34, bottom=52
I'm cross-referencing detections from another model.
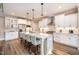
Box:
left=64, top=13, right=77, bottom=27
left=55, top=14, right=64, bottom=27
left=68, top=35, right=78, bottom=47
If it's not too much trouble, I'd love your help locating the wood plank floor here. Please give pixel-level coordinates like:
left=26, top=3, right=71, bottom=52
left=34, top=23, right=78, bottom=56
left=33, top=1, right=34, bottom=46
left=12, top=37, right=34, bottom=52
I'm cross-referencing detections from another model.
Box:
left=0, top=40, right=5, bottom=55
left=53, top=42, right=79, bottom=55
left=0, top=39, right=30, bottom=55
left=1, top=39, right=79, bottom=55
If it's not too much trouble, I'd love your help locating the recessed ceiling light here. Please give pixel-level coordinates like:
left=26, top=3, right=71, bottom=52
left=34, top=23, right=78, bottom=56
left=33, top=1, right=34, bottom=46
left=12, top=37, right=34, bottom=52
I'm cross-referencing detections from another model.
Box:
left=58, top=6, right=62, bottom=9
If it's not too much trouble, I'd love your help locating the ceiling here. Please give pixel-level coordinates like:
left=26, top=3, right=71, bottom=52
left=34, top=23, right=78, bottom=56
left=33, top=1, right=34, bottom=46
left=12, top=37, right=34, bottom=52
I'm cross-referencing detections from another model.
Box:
left=3, top=3, right=79, bottom=20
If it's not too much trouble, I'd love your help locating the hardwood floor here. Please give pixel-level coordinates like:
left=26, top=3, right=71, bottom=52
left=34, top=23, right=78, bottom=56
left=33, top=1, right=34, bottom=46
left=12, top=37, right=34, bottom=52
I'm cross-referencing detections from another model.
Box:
left=53, top=41, right=79, bottom=55
left=0, top=39, right=30, bottom=55
left=0, top=40, right=5, bottom=55
left=0, top=39, right=79, bottom=55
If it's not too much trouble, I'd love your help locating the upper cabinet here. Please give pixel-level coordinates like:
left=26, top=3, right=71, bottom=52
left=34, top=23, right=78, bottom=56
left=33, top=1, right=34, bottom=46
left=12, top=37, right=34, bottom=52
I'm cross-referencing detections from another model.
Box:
left=5, top=17, right=18, bottom=32
left=55, top=14, right=65, bottom=27
left=18, top=19, right=27, bottom=25
left=54, top=13, right=78, bottom=28
left=64, top=13, right=77, bottom=27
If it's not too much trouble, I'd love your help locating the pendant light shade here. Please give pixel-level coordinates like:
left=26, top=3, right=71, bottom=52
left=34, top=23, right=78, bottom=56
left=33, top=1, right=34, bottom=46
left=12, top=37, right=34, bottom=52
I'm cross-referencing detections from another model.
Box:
left=41, top=3, right=44, bottom=16
left=32, top=9, right=35, bottom=19
left=26, top=12, right=29, bottom=19
left=32, top=9, right=34, bottom=11
left=41, top=3, right=43, bottom=5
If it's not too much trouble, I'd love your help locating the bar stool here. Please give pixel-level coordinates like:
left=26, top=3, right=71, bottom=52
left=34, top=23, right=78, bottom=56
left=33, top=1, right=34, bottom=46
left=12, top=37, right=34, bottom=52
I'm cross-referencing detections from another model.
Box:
left=19, top=33, right=23, bottom=44
left=21, top=34, right=26, bottom=47
left=27, top=42, right=33, bottom=54
left=36, top=44, right=40, bottom=55
left=24, top=40, right=28, bottom=49
left=25, top=35, right=32, bottom=54
left=30, top=44, right=40, bottom=55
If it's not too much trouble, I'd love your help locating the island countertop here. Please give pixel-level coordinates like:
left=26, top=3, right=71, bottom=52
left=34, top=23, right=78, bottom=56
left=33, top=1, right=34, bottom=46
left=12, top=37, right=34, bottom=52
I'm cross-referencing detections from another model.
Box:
left=21, top=32, right=52, bottom=39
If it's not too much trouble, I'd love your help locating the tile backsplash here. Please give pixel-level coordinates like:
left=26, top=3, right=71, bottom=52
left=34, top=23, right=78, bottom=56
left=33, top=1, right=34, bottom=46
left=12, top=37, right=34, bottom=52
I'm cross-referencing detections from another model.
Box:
left=55, top=27, right=79, bottom=34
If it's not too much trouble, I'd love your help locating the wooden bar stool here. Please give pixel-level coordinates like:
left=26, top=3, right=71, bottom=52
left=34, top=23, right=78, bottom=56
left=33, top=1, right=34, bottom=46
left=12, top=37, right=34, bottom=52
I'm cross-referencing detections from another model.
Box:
left=24, top=40, right=28, bottom=49
left=27, top=42, right=33, bottom=54
left=30, top=44, right=40, bottom=55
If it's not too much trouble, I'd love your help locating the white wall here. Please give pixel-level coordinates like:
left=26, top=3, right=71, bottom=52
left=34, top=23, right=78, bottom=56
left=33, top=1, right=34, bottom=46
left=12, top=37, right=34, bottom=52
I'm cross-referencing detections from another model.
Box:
left=31, top=21, right=39, bottom=33
left=0, top=16, right=5, bottom=41
left=0, top=16, right=5, bottom=35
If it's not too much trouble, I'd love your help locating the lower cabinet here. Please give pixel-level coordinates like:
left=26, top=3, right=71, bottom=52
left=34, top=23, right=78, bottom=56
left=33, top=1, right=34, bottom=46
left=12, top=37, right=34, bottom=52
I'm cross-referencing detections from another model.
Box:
left=54, top=33, right=79, bottom=48
left=67, top=35, right=78, bottom=47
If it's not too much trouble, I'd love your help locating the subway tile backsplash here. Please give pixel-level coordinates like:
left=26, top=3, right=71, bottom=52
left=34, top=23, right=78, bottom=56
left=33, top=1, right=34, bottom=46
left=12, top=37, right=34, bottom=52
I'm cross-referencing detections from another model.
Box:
left=55, top=27, right=79, bottom=34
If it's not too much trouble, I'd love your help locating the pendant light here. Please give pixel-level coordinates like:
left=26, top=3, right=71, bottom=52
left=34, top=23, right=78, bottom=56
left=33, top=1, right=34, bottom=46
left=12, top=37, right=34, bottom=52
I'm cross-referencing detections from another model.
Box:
left=32, top=9, right=35, bottom=20
left=41, top=3, right=44, bottom=16
left=26, top=12, right=31, bottom=27
left=26, top=12, right=29, bottom=20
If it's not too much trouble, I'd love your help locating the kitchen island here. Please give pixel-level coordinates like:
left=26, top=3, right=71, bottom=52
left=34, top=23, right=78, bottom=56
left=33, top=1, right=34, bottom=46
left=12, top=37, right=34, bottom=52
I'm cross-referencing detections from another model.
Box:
left=19, top=32, right=53, bottom=55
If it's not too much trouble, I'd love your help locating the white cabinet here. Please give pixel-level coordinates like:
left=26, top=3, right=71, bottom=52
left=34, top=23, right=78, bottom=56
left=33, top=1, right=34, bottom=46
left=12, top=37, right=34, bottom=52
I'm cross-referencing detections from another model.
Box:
left=64, top=13, right=77, bottom=27
left=5, top=17, right=18, bottom=32
left=18, top=19, right=27, bottom=25
left=5, top=32, right=18, bottom=40
left=54, top=13, right=77, bottom=27
left=67, top=34, right=78, bottom=47
left=54, top=33, right=79, bottom=48
left=55, top=14, right=64, bottom=27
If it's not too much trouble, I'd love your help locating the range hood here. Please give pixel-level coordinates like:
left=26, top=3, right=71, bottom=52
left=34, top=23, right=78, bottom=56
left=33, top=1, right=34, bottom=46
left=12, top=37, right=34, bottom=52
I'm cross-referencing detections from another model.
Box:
left=47, top=16, right=55, bottom=25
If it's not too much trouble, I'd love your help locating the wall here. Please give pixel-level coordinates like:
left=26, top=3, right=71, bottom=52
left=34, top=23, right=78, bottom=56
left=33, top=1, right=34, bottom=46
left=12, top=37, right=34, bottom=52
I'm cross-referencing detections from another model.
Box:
left=0, top=16, right=5, bottom=41
left=0, top=16, right=4, bottom=35
left=31, top=21, right=39, bottom=33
